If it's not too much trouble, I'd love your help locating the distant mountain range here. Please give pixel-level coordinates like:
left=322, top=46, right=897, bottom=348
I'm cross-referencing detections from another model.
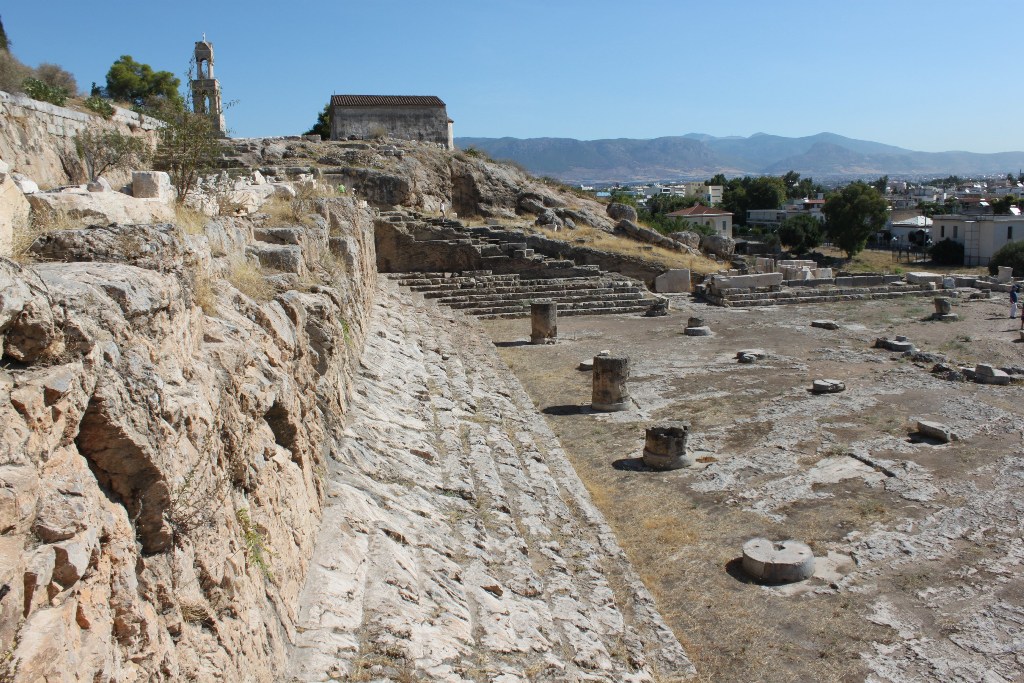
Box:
left=454, top=132, right=1024, bottom=184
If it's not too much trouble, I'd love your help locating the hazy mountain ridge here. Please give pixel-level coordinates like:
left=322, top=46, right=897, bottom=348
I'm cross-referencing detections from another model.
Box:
left=455, top=132, right=1024, bottom=183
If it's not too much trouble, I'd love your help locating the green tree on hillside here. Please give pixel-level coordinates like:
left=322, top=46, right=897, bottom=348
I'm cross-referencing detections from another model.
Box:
left=106, top=55, right=180, bottom=107
left=0, top=15, right=9, bottom=52
left=305, top=103, right=331, bottom=139
left=823, top=181, right=888, bottom=258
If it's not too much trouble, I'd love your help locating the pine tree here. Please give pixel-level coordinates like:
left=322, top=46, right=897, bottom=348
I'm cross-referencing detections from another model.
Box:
left=0, top=16, right=10, bottom=52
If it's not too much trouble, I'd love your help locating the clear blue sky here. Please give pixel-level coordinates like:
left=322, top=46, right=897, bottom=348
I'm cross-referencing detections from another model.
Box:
left=3, top=1, right=1020, bottom=153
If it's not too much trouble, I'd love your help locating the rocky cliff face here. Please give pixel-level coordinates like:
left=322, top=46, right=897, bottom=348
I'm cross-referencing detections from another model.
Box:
left=223, top=137, right=617, bottom=231
left=0, top=196, right=377, bottom=682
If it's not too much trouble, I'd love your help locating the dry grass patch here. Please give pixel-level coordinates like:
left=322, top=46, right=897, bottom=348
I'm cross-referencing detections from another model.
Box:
left=261, top=196, right=319, bottom=227
left=175, top=204, right=209, bottom=235
left=10, top=206, right=75, bottom=263
left=817, top=246, right=987, bottom=276
left=544, top=225, right=721, bottom=274
left=193, top=273, right=219, bottom=316
left=226, top=260, right=276, bottom=301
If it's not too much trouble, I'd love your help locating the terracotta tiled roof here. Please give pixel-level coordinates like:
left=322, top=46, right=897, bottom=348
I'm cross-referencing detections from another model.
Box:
left=330, top=95, right=446, bottom=107
left=666, top=205, right=732, bottom=217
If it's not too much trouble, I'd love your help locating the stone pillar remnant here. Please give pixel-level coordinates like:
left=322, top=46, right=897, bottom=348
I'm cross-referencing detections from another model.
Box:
left=684, top=317, right=712, bottom=336
left=931, top=297, right=957, bottom=321
left=530, top=300, right=557, bottom=344
left=642, top=423, right=693, bottom=469
left=742, top=538, right=815, bottom=583
left=591, top=355, right=630, bottom=411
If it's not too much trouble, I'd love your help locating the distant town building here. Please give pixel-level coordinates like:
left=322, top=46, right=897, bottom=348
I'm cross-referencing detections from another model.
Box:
left=746, top=196, right=825, bottom=230
left=641, top=183, right=723, bottom=204
left=329, top=95, right=453, bottom=149
left=934, top=214, right=1021, bottom=265
left=666, top=205, right=733, bottom=238
left=191, top=38, right=226, bottom=137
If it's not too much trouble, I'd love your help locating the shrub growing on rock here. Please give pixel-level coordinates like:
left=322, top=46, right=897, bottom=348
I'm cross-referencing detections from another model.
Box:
left=21, top=77, right=67, bottom=106
left=73, top=126, right=150, bottom=180
left=988, top=240, right=1024, bottom=275
left=0, top=50, right=31, bottom=93
left=84, top=95, right=115, bottom=119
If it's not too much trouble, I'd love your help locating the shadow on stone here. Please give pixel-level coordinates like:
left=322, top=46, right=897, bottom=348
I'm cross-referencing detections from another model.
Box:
left=542, top=404, right=591, bottom=416
left=611, top=457, right=655, bottom=472
left=493, top=340, right=532, bottom=348
left=724, top=558, right=757, bottom=585
left=908, top=432, right=949, bottom=446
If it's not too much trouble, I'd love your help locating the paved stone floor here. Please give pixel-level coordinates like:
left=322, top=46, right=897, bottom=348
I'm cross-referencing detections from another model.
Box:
left=485, top=293, right=1024, bottom=682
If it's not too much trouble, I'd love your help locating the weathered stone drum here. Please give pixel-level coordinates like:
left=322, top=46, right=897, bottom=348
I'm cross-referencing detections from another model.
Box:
left=530, top=300, right=557, bottom=344
left=642, top=422, right=693, bottom=469
left=591, top=355, right=630, bottom=411
left=741, top=538, right=815, bottom=583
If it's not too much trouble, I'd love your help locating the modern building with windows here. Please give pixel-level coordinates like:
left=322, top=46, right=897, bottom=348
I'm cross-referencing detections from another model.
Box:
left=932, top=214, right=1022, bottom=266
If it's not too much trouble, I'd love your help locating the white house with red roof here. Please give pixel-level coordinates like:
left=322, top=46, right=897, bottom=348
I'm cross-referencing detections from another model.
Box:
left=666, top=205, right=733, bottom=238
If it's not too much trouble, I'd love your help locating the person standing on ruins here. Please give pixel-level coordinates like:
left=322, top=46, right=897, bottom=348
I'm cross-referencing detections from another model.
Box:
left=1011, top=285, right=1019, bottom=319
left=440, top=200, right=447, bottom=219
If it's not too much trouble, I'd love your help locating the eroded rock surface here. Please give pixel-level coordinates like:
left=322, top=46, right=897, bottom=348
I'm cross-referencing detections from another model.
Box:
left=289, top=282, right=692, bottom=682
left=0, top=196, right=377, bottom=682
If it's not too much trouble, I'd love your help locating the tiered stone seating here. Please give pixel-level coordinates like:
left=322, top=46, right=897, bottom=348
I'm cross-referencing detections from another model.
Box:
left=387, top=271, right=658, bottom=318
left=376, top=211, right=661, bottom=318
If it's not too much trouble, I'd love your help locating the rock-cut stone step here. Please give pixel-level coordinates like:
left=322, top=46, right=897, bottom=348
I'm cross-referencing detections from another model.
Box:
left=287, top=276, right=694, bottom=682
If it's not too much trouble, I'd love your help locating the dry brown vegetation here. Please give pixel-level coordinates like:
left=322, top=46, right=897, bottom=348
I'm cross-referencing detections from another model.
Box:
left=817, top=245, right=988, bottom=276
left=174, top=204, right=208, bottom=235
left=226, top=260, right=276, bottom=301
left=10, top=206, right=73, bottom=263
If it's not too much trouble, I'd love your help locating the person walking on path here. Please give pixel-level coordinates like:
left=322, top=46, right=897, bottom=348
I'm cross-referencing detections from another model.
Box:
left=1011, top=285, right=1020, bottom=319
left=440, top=200, right=447, bottom=219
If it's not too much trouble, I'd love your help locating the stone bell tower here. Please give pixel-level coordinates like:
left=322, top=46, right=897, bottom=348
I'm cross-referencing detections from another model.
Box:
left=190, top=36, right=226, bottom=136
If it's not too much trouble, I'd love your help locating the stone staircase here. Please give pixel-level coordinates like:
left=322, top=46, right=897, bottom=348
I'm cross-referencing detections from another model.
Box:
left=287, top=278, right=693, bottom=682
left=376, top=210, right=605, bottom=278
left=387, top=270, right=659, bottom=319
left=376, top=211, right=661, bottom=318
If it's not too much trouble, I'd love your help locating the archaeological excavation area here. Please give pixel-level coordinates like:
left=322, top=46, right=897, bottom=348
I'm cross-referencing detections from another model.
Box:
left=1, top=120, right=1021, bottom=682
left=482, top=289, right=1024, bottom=682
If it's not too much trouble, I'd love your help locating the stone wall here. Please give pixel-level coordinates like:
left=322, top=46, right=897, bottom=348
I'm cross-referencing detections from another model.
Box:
left=0, top=90, right=161, bottom=189
left=0, top=196, right=378, bottom=681
left=331, top=105, right=450, bottom=148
